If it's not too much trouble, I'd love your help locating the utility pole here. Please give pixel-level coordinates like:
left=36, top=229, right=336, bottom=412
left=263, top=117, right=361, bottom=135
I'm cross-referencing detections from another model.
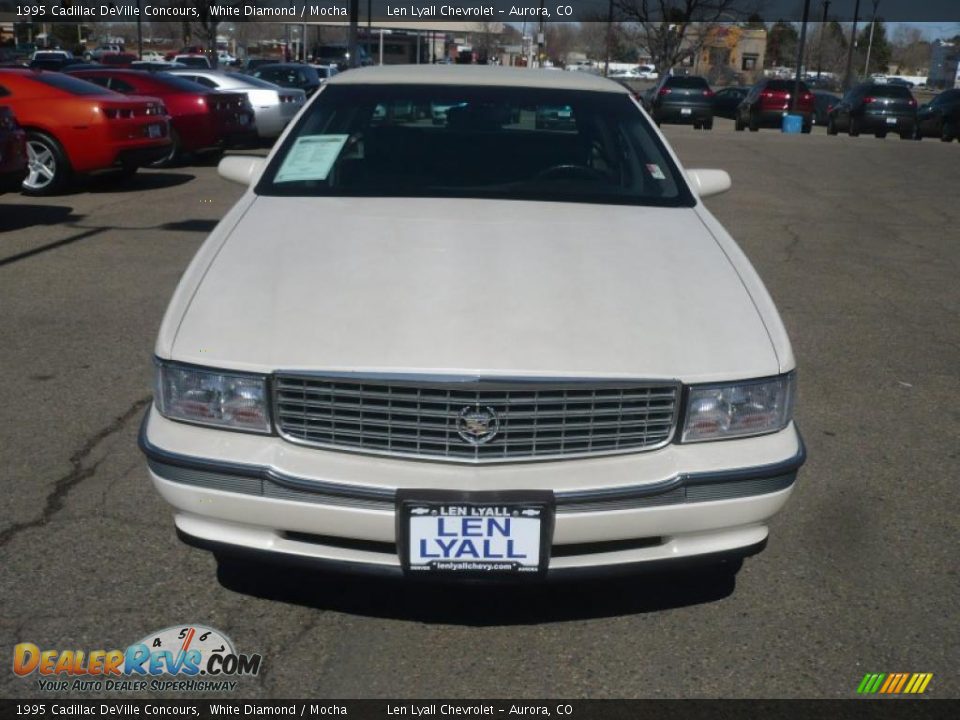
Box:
left=792, top=0, right=812, bottom=110
left=843, top=0, right=861, bottom=90
left=816, top=0, right=831, bottom=79
left=863, top=0, right=880, bottom=77
left=604, top=0, right=614, bottom=76
left=136, top=0, right=142, bottom=59
left=536, top=0, right=546, bottom=67
left=348, top=0, right=359, bottom=68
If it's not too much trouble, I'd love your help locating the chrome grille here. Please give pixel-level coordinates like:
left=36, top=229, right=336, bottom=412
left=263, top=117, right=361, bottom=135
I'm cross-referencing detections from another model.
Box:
left=274, top=375, right=679, bottom=463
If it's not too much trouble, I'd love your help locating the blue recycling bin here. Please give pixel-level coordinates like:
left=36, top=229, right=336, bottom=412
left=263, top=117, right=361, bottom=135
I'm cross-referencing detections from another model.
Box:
left=782, top=114, right=803, bottom=133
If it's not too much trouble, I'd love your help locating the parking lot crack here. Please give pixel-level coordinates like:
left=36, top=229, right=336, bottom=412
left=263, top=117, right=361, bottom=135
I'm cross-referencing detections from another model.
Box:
left=0, top=395, right=151, bottom=548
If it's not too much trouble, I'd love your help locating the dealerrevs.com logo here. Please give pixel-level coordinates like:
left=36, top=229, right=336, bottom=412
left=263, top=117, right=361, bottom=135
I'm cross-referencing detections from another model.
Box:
left=13, top=625, right=261, bottom=693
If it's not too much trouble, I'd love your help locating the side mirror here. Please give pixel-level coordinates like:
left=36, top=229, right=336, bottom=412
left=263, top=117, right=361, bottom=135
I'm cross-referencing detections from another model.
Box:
left=218, top=155, right=265, bottom=186
left=686, top=168, right=731, bottom=198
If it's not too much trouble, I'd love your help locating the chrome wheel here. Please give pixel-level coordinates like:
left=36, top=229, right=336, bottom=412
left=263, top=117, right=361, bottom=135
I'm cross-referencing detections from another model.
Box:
left=24, top=139, right=57, bottom=191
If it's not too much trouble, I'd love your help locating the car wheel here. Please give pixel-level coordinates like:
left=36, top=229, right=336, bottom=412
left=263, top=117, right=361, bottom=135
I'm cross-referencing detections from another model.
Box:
left=941, top=121, right=955, bottom=142
left=801, top=122, right=812, bottom=134
left=827, top=118, right=838, bottom=135
left=748, top=113, right=759, bottom=132
left=703, top=119, right=714, bottom=130
left=875, top=130, right=886, bottom=139
left=22, top=132, right=71, bottom=196
left=849, top=117, right=861, bottom=136
left=735, top=115, right=745, bottom=131
left=150, top=128, right=181, bottom=168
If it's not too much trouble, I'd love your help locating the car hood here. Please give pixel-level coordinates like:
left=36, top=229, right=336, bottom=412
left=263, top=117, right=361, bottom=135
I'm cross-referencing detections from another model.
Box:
left=170, top=198, right=778, bottom=383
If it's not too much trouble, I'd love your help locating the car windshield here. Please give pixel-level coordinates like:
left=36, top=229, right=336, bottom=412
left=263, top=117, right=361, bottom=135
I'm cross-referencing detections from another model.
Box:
left=666, top=77, right=709, bottom=89
left=257, top=84, right=692, bottom=207
left=866, top=84, right=913, bottom=98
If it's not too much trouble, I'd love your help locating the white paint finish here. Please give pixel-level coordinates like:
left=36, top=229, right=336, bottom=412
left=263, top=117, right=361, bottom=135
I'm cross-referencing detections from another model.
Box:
left=167, top=197, right=780, bottom=383
left=328, top=64, right=631, bottom=93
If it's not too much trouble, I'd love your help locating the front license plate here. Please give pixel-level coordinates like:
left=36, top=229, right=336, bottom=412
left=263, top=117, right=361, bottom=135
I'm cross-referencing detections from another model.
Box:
left=680, top=108, right=692, bottom=115
left=398, top=490, right=554, bottom=577
left=147, top=124, right=162, bottom=138
left=886, top=117, right=897, bottom=125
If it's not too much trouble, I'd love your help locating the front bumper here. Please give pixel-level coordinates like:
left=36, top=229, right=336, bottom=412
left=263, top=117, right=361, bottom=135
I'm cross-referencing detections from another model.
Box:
left=140, top=408, right=805, bottom=578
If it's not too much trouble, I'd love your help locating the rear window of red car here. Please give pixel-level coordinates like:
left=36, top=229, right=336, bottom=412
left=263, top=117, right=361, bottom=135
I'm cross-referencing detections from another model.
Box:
left=31, top=73, right=107, bottom=96
left=766, top=80, right=810, bottom=93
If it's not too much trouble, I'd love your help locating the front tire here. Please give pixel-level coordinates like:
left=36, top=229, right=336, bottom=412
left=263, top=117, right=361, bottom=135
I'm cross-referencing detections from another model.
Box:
left=22, top=132, right=71, bottom=196
left=703, top=119, right=714, bottom=130
left=941, top=121, right=956, bottom=142
left=748, top=113, right=759, bottom=132
left=735, top=115, right=745, bottom=132
left=875, top=130, right=887, bottom=139
left=849, top=117, right=861, bottom=137
left=827, top=118, right=838, bottom=135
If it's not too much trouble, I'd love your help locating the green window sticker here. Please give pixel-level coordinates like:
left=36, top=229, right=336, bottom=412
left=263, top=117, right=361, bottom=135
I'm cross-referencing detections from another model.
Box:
left=274, top=134, right=350, bottom=183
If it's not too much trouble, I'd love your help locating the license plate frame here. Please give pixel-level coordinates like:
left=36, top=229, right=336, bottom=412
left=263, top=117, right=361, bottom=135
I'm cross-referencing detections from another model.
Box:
left=680, top=108, right=692, bottom=116
left=397, top=489, right=554, bottom=579
left=886, top=117, right=897, bottom=125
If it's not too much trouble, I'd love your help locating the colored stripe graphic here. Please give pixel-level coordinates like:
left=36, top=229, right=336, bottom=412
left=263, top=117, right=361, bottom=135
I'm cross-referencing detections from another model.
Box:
left=857, top=673, right=932, bottom=694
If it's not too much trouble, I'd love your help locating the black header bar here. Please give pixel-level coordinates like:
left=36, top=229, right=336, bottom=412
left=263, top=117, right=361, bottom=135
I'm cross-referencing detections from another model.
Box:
left=1, top=1, right=960, bottom=23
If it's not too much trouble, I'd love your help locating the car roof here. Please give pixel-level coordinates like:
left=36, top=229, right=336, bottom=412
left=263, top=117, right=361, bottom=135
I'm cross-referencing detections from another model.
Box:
left=328, top=65, right=629, bottom=93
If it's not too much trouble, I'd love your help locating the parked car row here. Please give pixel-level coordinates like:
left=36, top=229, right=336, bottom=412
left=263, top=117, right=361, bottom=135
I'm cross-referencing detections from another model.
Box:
left=638, top=72, right=960, bottom=143
left=0, top=66, right=309, bottom=195
left=0, top=69, right=171, bottom=195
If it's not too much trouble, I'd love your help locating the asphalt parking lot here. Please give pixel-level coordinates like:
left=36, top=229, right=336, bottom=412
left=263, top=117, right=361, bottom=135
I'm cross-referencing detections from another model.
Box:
left=1, top=119, right=957, bottom=699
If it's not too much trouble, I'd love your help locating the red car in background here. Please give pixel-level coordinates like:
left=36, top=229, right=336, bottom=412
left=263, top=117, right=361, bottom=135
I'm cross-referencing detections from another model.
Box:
left=735, top=79, right=816, bottom=133
left=0, top=69, right=170, bottom=195
left=68, top=69, right=256, bottom=165
left=0, top=105, right=28, bottom=192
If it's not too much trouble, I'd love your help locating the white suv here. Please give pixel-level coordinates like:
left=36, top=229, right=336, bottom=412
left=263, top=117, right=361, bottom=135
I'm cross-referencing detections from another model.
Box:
left=141, top=66, right=804, bottom=582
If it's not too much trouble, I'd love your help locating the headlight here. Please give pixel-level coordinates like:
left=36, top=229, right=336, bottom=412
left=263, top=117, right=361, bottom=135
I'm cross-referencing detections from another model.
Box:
left=682, top=374, right=794, bottom=443
left=154, top=361, right=271, bottom=434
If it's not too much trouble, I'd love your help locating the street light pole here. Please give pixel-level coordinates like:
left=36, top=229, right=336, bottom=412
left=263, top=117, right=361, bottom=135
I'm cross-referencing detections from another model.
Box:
left=792, top=0, right=812, bottom=111
left=843, top=0, right=861, bottom=90
left=604, top=0, right=614, bottom=77
left=816, top=0, right=831, bottom=79
left=863, top=0, right=880, bottom=77
left=136, top=0, right=142, bottom=59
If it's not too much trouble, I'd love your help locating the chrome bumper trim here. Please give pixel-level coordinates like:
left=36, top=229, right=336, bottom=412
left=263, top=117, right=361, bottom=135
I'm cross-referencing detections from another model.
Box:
left=140, top=410, right=805, bottom=513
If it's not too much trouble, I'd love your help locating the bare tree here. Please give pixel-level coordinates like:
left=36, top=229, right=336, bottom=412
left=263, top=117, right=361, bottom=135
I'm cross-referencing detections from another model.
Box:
left=612, top=0, right=760, bottom=74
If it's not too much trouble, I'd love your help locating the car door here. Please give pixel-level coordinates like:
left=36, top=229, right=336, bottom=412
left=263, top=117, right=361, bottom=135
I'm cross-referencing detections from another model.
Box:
left=739, top=84, right=759, bottom=121
left=916, top=94, right=939, bottom=136
left=834, top=89, right=855, bottom=130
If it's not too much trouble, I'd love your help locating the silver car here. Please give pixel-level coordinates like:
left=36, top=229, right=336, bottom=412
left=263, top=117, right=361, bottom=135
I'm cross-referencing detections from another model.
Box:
left=166, top=69, right=306, bottom=139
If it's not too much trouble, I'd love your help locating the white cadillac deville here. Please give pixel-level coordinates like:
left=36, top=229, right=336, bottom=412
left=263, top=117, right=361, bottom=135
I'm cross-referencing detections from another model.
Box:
left=141, top=66, right=804, bottom=581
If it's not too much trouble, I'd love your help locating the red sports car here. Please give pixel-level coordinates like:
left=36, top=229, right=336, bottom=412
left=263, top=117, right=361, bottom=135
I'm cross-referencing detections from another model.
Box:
left=68, top=69, right=257, bottom=165
left=0, top=105, right=27, bottom=192
left=0, top=69, right=170, bottom=195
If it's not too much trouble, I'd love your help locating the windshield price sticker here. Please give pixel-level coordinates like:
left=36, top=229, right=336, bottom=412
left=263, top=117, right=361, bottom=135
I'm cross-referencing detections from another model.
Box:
left=274, top=134, right=349, bottom=183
